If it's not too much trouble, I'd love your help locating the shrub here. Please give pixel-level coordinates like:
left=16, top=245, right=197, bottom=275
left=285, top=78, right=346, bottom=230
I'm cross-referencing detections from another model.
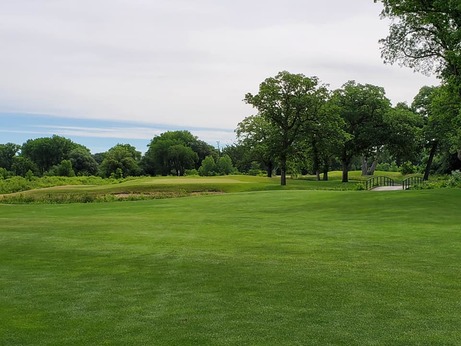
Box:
left=399, top=161, right=416, bottom=175
left=446, top=170, right=461, bottom=188
left=185, top=169, right=199, bottom=176
left=199, top=156, right=217, bottom=176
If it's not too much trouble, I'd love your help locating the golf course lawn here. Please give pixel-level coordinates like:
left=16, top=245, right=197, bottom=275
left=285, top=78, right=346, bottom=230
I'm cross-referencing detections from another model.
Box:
left=1, top=188, right=460, bottom=345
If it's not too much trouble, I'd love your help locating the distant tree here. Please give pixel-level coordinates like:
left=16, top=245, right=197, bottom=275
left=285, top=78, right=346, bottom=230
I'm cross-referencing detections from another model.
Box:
left=93, top=152, right=106, bottom=165
left=69, top=147, right=99, bottom=176
left=236, top=115, right=277, bottom=177
left=143, top=131, right=216, bottom=176
left=0, top=143, right=20, bottom=171
left=11, top=156, right=39, bottom=177
left=221, top=144, right=252, bottom=174
left=384, top=103, right=424, bottom=166
left=47, top=159, right=75, bottom=177
left=303, top=89, right=348, bottom=180
left=244, top=71, right=326, bottom=185
left=330, top=81, right=391, bottom=182
left=216, top=155, right=235, bottom=175
left=168, top=144, right=198, bottom=176
left=99, top=144, right=142, bottom=178
left=21, top=135, right=78, bottom=175
left=198, top=155, right=217, bottom=176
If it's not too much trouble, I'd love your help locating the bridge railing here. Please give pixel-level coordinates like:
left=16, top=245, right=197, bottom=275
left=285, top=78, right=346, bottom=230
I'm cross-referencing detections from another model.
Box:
left=365, top=176, right=395, bottom=190
left=402, top=176, right=423, bottom=190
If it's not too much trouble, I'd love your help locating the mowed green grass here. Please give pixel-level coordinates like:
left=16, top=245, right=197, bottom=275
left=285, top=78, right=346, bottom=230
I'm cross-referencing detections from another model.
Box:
left=1, top=189, right=460, bottom=345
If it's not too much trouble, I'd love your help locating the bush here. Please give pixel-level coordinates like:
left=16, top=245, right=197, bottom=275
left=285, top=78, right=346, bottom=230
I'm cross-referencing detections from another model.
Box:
left=185, top=169, right=199, bottom=176
left=446, top=170, right=461, bottom=188
left=199, top=156, right=217, bottom=176
left=399, top=161, right=416, bottom=175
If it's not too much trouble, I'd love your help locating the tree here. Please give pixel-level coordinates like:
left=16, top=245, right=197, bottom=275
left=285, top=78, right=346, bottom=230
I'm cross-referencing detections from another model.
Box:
left=244, top=71, right=326, bottom=185
left=384, top=103, right=424, bottom=166
left=216, top=155, right=235, bottom=175
left=236, top=115, right=277, bottom=177
left=375, top=0, right=461, bottom=96
left=167, top=144, right=198, bottom=176
left=21, top=135, right=78, bottom=175
left=99, top=144, right=142, bottom=178
left=68, top=147, right=99, bottom=176
left=303, top=90, right=348, bottom=180
left=198, top=155, right=217, bottom=176
left=143, top=131, right=216, bottom=176
left=11, top=156, right=39, bottom=177
left=376, top=0, right=461, bottom=172
left=412, top=85, right=461, bottom=179
left=221, top=144, right=252, bottom=174
left=0, top=143, right=20, bottom=171
left=330, top=81, right=391, bottom=182
left=47, top=159, right=75, bottom=177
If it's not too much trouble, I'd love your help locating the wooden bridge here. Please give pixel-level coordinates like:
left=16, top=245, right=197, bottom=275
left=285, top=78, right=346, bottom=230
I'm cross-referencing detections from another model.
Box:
left=366, top=176, right=423, bottom=191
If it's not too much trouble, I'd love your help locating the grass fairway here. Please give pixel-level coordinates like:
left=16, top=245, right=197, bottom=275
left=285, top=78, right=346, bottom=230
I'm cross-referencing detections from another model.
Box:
left=1, top=189, right=460, bottom=345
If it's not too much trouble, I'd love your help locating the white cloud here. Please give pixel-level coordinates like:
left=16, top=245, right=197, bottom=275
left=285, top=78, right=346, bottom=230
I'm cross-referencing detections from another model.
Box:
left=0, top=0, right=439, bottom=135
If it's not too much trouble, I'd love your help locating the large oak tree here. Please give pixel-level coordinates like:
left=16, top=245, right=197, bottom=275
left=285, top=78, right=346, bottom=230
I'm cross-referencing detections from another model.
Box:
left=244, top=71, right=326, bottom=185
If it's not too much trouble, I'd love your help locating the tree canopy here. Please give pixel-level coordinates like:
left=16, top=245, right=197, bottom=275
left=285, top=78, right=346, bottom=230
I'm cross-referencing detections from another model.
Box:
left=375, top=0, right=461, bottom=95
left=244, top=71, right=327, bottom=185
left=329, top=81, right=391, bottom=182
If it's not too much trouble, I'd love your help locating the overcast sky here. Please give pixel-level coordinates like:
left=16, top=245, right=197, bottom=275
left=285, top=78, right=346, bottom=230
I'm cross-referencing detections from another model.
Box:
left=0, top=0, right=439, bottom=153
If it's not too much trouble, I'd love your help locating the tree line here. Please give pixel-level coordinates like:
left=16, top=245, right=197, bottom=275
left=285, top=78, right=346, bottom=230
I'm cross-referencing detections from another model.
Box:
left=235, top=73, right=460, bottom=185
left=0, top=73, right=459, bottom=184
left=0, top=131, right=236, bottom=179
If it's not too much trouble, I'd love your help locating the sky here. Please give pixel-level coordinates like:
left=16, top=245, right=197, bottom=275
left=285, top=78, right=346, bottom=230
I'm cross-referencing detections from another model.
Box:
left=0, top=0, right=439, bottom=154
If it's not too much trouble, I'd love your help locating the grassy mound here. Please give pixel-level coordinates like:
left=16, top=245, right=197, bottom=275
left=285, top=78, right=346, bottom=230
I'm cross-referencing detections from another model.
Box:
left=0, top=171, right=410, bottom=203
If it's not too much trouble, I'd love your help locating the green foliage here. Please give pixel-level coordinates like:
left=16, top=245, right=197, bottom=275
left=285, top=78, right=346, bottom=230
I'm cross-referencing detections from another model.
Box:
left=216, top=155, right=235, bottom=175
left=376, top=0, right=461, bottom=94
left=167, top=144, right=198, bottom=176
left=69, top=147, right=99, bottom=176
left=0, top=175, right=108, bottom=194
left=99, top=144, right=142, bottom=178
left=0, top=167, right=10, bottom=179
left=330, top=81, right=392, bottom=182
left=376, top=162, right=399, bottom=172
left=198, top=155, right=217, bottom=176
left=0, top=176, right=32, bottom=194
left=184, top=169, right=199, bottom=176
left=143, top=131, right=215, bottom=176
left=399, top=161, right=417, bottom=175
left=244, top=71, right=328, bottom=185
left=446, top=170, right=461, bottom=188
left=21, top=135, right=79, bottom=175
left=385, top=103, right=424, bottom=163
left=46, top=160, right=76, bottom=177
left=11, top=156, right=39, bottom=177
left=0, top=143, right=20, bottom=171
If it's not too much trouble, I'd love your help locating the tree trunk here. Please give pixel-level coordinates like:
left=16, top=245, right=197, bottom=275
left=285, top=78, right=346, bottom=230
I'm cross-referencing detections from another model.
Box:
left=368, top=159, right=378, bottom=175
left=266, top=161, right=273, bottom=178
left=280, top=155, right=287, bottom=186
left=423, top=141, right=438, bottom=181
left=316, top=170, right=321, bottom=181
left=361, top=156, right=368, bottom=176
left=322, top=160, right=329, bottom=181
left=341, top=159, right=349, bottom=183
